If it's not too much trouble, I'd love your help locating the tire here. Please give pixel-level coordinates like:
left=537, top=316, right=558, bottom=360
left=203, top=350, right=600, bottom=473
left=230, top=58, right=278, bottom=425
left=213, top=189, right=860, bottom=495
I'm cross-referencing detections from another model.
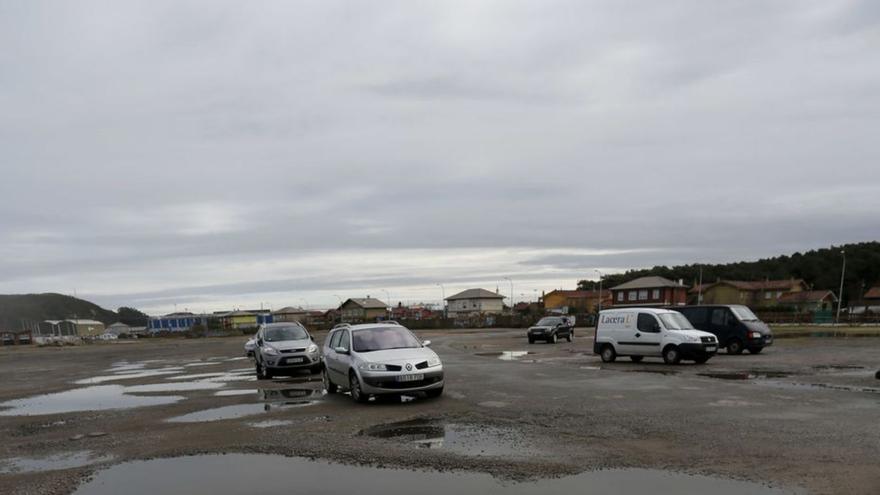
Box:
left=528, top=337, right=535, bottom=344
left=727, top=339, right=744, bottom=355
left=349, top=372, right=368, bottom=403
left=262, top=362, right=274, bottom=379
left=566, top=331, right=573, bottom=343
left=600, top=345, right=617, bottom=363
left=747, top=347, right=763, bottom=355
left=548, top=333, right=557, bottom=344
left=425, top=387, right=443, bottom=399
left=663, top=345, right=681, bottom=365
left=255, top=360, right=266, bottom=380
left=630, top=356, right=644, bottom=363
left=694, top=356, right=710, bottom=364
left=323, top=368, right=337, bottom=393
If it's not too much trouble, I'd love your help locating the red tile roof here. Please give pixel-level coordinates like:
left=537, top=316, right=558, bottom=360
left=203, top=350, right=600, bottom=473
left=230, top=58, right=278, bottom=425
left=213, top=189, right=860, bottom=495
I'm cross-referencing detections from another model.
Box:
left=865, top=286, right=880, bottom=299
left=545, top=290, right=610, bottom=299
left=777, top=290, right=836, bottom=303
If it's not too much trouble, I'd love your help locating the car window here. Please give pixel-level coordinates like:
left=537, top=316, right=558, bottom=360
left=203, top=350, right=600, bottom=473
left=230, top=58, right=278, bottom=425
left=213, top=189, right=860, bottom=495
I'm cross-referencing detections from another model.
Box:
left=352, top=327, right=421, bottom=352
left=328, top=330, right=340, bottom=349
left=711, top=308, right=730, bottom=326
left=338, top=330, right=350, bottom=351
left=637, top=313, right=659, bottom=333
left=264, top=326, right=308, bottom=342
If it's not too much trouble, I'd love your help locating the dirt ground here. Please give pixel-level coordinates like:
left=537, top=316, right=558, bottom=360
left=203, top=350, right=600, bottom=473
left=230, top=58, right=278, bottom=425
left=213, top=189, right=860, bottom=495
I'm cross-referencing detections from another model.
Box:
left=1, top=329, right=878, bottom=495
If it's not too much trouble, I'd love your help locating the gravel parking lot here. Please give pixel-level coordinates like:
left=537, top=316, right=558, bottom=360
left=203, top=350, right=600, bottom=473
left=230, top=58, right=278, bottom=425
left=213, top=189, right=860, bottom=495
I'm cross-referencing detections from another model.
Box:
left=0, top=329, right=878, bottom=495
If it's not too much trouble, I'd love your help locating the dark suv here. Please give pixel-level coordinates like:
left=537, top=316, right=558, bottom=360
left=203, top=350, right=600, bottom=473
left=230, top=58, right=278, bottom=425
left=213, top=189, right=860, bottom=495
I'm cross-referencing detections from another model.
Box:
left=672, top=305, right=773, bottom=354
left=527, top=316, right=574, bottom=344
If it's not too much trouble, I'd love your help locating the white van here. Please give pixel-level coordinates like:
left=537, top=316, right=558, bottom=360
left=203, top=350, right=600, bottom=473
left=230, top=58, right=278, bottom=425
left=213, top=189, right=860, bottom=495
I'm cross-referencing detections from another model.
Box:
left=593, top=308, right=718, bottom=364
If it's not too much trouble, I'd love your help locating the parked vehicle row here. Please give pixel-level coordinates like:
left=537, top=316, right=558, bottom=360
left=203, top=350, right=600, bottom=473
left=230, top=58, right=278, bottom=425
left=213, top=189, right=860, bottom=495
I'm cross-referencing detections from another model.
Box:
left=591, top=304, right=775, bottom=365
left=246, top=321, right=444, bottom=403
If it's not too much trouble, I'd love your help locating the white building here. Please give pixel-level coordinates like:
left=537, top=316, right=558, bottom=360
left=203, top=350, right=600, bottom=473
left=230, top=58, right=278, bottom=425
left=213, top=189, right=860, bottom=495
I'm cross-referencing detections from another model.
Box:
left=445, top=288, right=506, bottom=316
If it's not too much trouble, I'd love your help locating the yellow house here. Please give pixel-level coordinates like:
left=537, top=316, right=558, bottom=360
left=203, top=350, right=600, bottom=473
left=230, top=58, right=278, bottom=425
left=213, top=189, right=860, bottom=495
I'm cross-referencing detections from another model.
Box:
left=691, top=279, right=807, bottom=308
left=221, top=311, right=258, bottom=329
left=542, top=290, right=611, bottom=313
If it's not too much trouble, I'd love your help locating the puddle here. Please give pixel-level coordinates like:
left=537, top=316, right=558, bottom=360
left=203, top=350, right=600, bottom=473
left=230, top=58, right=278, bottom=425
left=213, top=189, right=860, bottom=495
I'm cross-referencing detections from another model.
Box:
left=248, top=420, right=294, bottom=428
left=0, top=450, right=115, bottom=474
left=72, top=454, right=794, bottom=495
left=214, top=389, right=258, bottom=397
left=759, top=381, right=880, bottom=394
left=107, top=362, right=147, bottom=372
left=225, top=357, right=249, bottom=362
left=698, top=371, right=794, bottom=380
left=812, top=365, right=865, bottom=370
left=74, top=368, right=185, bottom=385
left=165, top=400, right=317, bottom=423
left=124, top=381, right=226, bottom=393
left=166, top=371, right=255, bottom=382
left=0, top=386, right=184, bottom=416
left=259, top=388, right=322, bottom=401
left=621, top=369, right=680, bottom=376
left=184, top=362, right=221, bottom=368
left=361, top=419, right=535, bottom=457
left=475, top=351, right=535, bottom=361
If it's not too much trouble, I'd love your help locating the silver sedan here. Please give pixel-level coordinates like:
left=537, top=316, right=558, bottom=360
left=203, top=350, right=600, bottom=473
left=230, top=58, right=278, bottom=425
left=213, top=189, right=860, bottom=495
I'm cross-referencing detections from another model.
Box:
left=323, top=323, right=443, bottom=403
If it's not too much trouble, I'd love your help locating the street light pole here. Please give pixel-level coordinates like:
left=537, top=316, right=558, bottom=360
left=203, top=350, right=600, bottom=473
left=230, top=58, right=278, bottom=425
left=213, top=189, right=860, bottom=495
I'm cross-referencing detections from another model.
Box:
left=837, top=249, right=846, bottom=324
left=436, top=283, right=446, bottom=318
left=594, top=269, right=604, bottom=314
left=503, top=277, right=514, bottom=311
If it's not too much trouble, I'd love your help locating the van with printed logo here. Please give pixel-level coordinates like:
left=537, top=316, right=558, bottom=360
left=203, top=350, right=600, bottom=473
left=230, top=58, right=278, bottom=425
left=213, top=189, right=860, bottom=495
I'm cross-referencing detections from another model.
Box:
left=593, top=308, right=718, bottom=365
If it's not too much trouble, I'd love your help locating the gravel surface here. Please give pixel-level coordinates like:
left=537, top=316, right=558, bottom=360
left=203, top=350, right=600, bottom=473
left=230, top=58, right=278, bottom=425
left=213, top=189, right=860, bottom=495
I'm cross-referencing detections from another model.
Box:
left=0, top=330, right=878, bottom=494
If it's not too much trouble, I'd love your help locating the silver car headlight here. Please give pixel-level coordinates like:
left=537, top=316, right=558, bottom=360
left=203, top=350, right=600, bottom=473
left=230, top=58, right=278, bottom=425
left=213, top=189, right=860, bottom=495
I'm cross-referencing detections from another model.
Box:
left=427, top=356, right=441, bottom=368
left=263, top=347, right=279, bottom=356
left=359, top=363, right=389, bottom=371
left=685, top=335, right=700, bottom=342
left=307, top=344, right=319, bottom=354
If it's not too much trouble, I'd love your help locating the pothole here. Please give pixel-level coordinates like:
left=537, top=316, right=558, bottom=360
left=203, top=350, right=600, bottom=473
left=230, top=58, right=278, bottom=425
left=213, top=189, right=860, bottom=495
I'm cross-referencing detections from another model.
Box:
left=360, top=419, right=536, bottom=457
left=697, top=371, right=795, bottom=380
left=165, top=401, right=318, bottom=423
left=0, top=386, right=185, bottom=416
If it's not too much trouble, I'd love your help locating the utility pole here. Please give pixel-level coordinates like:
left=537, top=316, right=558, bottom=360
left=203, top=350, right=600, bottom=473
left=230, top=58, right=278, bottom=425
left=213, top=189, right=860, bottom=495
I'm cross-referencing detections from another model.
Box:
left=594, top=269, right=604, bottom=314
left=698, top=266, right=703, bottom=304
left=837, top=249, right=846, bottom=324
left=436, top=283, right=446, bottom=318
left=503, top=277, right=514, bottom=311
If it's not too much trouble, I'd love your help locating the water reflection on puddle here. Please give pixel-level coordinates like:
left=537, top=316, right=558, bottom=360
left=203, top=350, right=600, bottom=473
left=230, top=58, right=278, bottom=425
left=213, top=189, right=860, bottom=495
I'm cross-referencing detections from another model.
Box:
left=362, top=419, right=534, bottom=457
left=214, top=389, right=258, bottom=397
left=74, top=368, right=185, bottom=385
left=73, top=454, right=795, bottom=495
left=0, top=386, right=185, bottom=416
left=0, top=450, right=114, bottom=474
left=165, top=401, right=317, bottom=423
left=476, top=351, right=535, bottom=361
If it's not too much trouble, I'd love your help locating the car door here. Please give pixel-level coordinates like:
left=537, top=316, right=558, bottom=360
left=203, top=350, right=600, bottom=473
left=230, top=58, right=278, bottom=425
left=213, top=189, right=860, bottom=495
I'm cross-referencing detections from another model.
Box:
left=622, top=313, right=663, bottom=356
left=325, top=330, right=343, bottom=383
left=710, top=308, right=733, bottom=346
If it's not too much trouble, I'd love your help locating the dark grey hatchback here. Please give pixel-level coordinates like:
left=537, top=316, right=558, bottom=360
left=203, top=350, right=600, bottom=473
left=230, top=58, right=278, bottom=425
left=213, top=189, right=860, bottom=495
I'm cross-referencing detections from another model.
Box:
left=527, top=316, right=574, bottom=344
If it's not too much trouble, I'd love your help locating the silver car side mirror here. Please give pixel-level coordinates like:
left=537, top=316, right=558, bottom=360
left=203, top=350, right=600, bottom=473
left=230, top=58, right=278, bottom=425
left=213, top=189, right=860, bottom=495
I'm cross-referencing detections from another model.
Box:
left=422, top=340, right=432, bottom=347
left=334, top=346, right=349, bottom=354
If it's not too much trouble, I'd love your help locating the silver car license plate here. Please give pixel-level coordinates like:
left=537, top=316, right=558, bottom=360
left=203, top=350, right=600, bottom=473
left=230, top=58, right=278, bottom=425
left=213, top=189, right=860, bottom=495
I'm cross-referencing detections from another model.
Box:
left=705, top=346, right=716, bottom=352
left=397, top=374, right=424, bottom=382
left=285, top=357, right=304, bottom=364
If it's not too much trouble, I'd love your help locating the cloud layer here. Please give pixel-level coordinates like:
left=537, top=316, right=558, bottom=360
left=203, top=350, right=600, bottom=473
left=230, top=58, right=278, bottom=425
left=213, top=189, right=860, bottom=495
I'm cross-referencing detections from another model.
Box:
left=2, top=1, right=879, bottom=313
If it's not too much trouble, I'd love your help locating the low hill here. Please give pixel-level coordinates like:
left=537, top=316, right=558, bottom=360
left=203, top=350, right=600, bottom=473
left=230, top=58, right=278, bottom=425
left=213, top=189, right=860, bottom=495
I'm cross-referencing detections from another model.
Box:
left=578, top=241, right=880, bottom=306
left=0, top=293, right=120, bottom=331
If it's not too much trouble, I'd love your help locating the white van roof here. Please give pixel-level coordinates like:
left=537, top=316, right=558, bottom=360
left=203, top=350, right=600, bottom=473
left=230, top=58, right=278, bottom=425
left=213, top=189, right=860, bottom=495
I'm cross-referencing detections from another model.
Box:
left=599, top=307, right=679, bottom=315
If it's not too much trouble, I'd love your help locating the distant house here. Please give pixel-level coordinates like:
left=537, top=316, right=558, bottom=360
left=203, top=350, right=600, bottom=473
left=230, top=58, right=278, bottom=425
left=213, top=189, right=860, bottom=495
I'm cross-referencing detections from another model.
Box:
left=272, top=306, right=308, bottom=324
left=445, top=288, right=505, bottom=316
left=610, top=277, right=688, bottom=307
left=690, top=279, right=807, bottom=308
left=852, top=285, right=880, bottom=315
left=542, top=289, right=611, bottom=314
left=391, top=303, right=436, bottom=320
left=40, top=319, right=105, bottom=337
left=338, top=298, right=388, bottom=323
left=217, top=310, right=273, bottom=330
left=777, top=290, right=837, bottom=313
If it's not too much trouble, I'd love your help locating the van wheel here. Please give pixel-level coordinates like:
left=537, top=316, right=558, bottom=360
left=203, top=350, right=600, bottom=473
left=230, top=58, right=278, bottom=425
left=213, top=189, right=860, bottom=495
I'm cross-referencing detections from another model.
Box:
left=600, top=345, right=617, bottom=363
left=663, top=346, right=681, bottom=365
left=566, top=332, right=573, bottom=343
left=630, top=356, right=643, bottom=363
left=548, top=333, right=557, bottom=344
left=727, top=339, right=744, bottom=355
left=747, top=347, right=763, bottom=354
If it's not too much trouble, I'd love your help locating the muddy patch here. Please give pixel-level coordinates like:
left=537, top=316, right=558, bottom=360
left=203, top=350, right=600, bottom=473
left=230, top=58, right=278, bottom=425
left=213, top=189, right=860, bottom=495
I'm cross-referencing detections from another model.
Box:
left=0, top=450, right=114, bottom=474
left=72, top=454, right=794, bottom=495
left=0, top=386, right=185, bottom=416
left=361, top=419, right=535, bottom=457
left=698, top=371, right=795, bottom=380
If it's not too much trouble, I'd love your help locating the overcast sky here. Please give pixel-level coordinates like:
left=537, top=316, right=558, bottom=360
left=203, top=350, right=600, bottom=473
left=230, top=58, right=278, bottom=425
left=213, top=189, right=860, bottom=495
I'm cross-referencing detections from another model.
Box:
left=2, top=1, right=878, bottom=315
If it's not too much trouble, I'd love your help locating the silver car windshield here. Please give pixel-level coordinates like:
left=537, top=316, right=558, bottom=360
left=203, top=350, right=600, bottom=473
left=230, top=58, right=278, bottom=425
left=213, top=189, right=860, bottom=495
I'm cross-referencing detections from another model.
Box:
left=659, top=313, right=695, bottom=330
left=730, top=305, right=759, bottom=322
left=352, top=327, right=422, bottom=353
left=264, top=326, right=308, bottom=342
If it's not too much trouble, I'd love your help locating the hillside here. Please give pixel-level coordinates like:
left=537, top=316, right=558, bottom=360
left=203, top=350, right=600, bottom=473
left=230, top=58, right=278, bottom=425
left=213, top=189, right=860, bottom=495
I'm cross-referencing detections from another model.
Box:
left=0, top=293, right=119, bottom=331
left=578, top=241, right=880, bottom=305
